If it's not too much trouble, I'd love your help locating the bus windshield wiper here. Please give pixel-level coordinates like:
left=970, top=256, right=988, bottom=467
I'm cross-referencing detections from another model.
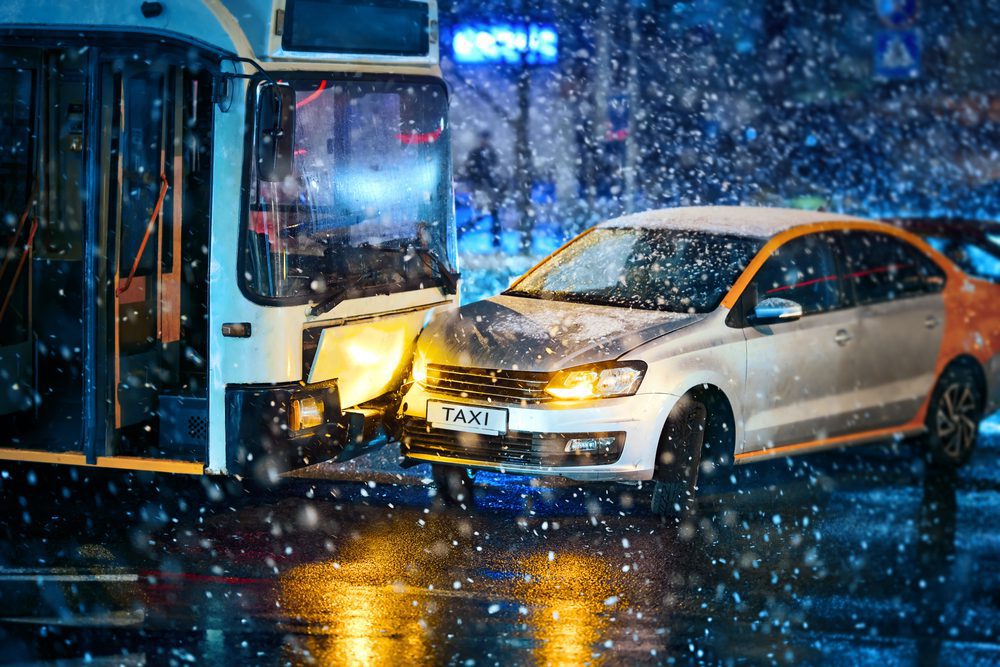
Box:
left=308, top=285, right=349, bottom=317
left=361, top=243, right=460, bottom=295
left=310, top=246, right=459, bottom=317
left=418, top=247, right=460, bottom=294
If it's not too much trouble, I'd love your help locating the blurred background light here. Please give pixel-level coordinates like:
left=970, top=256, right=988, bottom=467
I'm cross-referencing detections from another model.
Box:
left=451, top=24, right=558, bottom=65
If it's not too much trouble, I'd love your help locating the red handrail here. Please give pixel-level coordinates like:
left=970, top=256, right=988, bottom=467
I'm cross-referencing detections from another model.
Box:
left=0, top=179, right=38, bottom=287
left=116, top=172, right=170, bottom=297
left=0, top=216, right=38, bottom=326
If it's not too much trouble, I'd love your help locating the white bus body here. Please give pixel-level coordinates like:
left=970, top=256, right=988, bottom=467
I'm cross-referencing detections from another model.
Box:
left=0, top=0, right=458, bottom=478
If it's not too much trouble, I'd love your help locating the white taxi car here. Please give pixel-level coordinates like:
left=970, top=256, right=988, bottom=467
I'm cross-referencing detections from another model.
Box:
left=399, top=207, right=1000, bottom=513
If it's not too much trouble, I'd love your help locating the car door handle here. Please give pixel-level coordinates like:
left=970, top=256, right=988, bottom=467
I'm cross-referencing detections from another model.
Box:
left=925, top=315, right=940, bottom=329
left=834, top=329, right=852, bottom=346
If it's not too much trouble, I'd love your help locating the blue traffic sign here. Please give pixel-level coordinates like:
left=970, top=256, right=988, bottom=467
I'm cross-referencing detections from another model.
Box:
left=874, top=30, right=920, bottom=80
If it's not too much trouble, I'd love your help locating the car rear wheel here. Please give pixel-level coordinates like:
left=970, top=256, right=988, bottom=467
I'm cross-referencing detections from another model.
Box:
left=924, top=364, right=984, bottom=468
left=651, top=396, right=706, bottom=519
left=431, top=464, right=476, bottom=506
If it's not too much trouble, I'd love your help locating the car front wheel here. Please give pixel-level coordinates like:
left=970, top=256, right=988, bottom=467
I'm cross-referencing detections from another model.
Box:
left=431, top=464, right=476, bottom=506
left=651, top=396, right=707, bottom=519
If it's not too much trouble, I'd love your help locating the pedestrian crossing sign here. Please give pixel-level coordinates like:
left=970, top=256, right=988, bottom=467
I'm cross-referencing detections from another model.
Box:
left=875, top=30, right=921, bottom=80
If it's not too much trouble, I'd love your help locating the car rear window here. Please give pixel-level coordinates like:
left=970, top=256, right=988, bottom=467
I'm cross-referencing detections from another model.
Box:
left=840, top=232, right=945, bottom=305
left=925, top=234, right=1000, bottom=282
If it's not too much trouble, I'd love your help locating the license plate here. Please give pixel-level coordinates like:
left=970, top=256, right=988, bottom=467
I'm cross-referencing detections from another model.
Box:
left=427, top=401, right=508, bottom=436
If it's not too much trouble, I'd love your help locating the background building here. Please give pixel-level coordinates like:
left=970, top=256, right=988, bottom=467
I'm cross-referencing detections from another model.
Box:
left=440, top=0, right=1000, bottom=253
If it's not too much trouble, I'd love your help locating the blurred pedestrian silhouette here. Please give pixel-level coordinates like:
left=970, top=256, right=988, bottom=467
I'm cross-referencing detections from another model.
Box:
left=465, top=130, right=502, bottom=249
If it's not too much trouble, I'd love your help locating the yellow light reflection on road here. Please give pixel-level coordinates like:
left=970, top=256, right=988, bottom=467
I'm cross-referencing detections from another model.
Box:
left=279, top=563, right=430, bottom=666
left=276, top=510, right=626, bottom=665
left=516, top=552, right=625, bottom=667
left=276, top=517, right=444, bottom=665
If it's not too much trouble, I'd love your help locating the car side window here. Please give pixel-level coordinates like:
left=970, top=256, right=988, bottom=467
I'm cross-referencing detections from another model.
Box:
left=925, top=235, right=998, bottom=282
left=751, top=233, right=841, bottom=315
left=840, top=232, right=945, bottom=305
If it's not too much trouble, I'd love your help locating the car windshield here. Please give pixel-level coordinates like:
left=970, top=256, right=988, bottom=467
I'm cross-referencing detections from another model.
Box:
left=243, top=76, right=455, bottom=302
left=505, top=228, right=761, bottom=313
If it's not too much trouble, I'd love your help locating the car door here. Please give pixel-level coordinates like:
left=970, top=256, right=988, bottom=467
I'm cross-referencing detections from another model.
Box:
left=836, top=230, right=947, bottom=429
left=740, top=232, right=861, bottom=454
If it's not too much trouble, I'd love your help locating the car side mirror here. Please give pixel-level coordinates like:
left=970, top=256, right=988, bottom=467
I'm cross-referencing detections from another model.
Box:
left=749, top=297, right=803, bottom=326
left=256, top=82, right=296, bottom=182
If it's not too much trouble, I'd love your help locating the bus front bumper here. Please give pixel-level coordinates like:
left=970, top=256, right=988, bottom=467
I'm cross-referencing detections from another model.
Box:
left=225, top=380, right=347, bottom=475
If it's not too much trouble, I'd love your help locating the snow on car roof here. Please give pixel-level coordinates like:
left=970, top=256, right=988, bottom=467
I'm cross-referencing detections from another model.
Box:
left=599, top=206, right=870, bottom=239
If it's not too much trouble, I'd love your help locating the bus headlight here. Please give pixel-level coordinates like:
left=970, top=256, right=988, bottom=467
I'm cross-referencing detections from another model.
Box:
left=290, top=396, right=325, bottom=431
left=545, top=362, right=646, bottom=400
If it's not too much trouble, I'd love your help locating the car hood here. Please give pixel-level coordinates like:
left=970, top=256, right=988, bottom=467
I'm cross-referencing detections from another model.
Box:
left=419, top=294, right=706, bottom=372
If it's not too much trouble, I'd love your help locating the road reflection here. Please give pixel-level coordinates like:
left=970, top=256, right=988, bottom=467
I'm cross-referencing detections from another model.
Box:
left=276, top=509, right=628, bottom=665
left=516, top=552, right=624, bottom=666
left=0, top=435, right=996, bottom=664
left=913, top=468, right=961, bottom=666
left=280, top=565, right=431, bottom=665
left=277, top=517, right=441, bottom=665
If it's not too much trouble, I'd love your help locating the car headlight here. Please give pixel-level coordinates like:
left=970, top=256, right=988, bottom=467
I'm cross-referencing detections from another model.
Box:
left=411, top=351, right=428, bottom=385
left=544, top=362, right=646, bottom=400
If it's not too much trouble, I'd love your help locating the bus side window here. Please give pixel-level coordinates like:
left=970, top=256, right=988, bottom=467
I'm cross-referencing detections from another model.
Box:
left=0, top=66, right=35, bottom=347
left=120, top=72, right=164, bottom=277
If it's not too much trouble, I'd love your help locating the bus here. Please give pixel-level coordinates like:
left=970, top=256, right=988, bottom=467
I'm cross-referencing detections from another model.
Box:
left=0, top=0, right=458, bottom=483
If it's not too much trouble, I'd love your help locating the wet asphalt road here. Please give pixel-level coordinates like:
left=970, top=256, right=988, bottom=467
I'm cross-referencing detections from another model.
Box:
left=1, top=419, right=999, bottom=666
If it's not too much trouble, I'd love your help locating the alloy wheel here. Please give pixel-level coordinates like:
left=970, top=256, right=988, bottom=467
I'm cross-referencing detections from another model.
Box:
left=935, top=383, right=978, bottom=459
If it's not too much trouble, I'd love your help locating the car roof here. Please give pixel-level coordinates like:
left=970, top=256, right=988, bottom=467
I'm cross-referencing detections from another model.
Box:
left=599, top=205, right=873, bottom=240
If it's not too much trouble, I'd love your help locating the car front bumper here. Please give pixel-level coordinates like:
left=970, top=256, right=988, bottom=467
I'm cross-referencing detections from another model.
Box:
left=399, top=383, right=677, bottom=481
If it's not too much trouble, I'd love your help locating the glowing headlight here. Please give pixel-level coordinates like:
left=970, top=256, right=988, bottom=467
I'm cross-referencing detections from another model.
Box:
left=411, top=352, right=428, bottom=385
left=290, top=396, right=324, bottom=431
left=544, top=362, right=646, bottom=400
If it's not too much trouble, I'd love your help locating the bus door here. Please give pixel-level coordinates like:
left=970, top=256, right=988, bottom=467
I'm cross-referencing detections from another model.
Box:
left=0, top=50, right=39, bottom=423
left=100, top=58, right=211, bottom=462
left=0, top=47, right=89, bottom=454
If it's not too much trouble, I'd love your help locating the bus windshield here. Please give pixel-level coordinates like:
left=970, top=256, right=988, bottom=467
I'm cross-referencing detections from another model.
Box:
left=243, top=76, right=454, bottom=303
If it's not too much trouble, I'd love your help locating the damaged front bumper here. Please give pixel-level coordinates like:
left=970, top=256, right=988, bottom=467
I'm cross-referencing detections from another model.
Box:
left=399, top=383, right=677, bottom=482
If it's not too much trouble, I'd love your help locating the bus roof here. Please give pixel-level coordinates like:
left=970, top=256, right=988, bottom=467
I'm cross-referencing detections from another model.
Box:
left=0, top=0, right=440, bottom=71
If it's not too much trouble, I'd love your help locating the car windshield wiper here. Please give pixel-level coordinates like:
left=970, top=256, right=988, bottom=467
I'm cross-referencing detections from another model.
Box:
left=501, top=288, right=544, bottom=300
left=361, top=243, right=460, bottom=295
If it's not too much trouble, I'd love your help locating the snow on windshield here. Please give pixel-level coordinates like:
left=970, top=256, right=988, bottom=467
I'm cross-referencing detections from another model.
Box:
left=507, top=227, right=761, bottom=313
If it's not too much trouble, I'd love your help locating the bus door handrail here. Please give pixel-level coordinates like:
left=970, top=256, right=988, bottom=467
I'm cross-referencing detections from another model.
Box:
left=0, top=217, right=38, bottom=326
left=116, top=171, right=170, bottom=298
left=0, top=179, right=38, bottom=286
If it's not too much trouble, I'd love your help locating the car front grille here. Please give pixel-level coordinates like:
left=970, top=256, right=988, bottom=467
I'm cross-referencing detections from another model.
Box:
left=423, top=364, right=552, bottom=405
left=401, top=419, right=623, bottom=468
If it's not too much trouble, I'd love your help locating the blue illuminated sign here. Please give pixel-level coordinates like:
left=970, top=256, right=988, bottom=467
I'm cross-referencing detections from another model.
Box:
left=452, top=24, right=558, bottom=65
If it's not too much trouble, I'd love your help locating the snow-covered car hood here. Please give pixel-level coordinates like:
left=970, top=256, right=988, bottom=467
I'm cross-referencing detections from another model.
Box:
left=418, top=294, right=706, bottom=372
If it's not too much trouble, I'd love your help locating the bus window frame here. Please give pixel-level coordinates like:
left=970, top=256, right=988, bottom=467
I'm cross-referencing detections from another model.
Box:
left=235, top=70, right=455, bottom=308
